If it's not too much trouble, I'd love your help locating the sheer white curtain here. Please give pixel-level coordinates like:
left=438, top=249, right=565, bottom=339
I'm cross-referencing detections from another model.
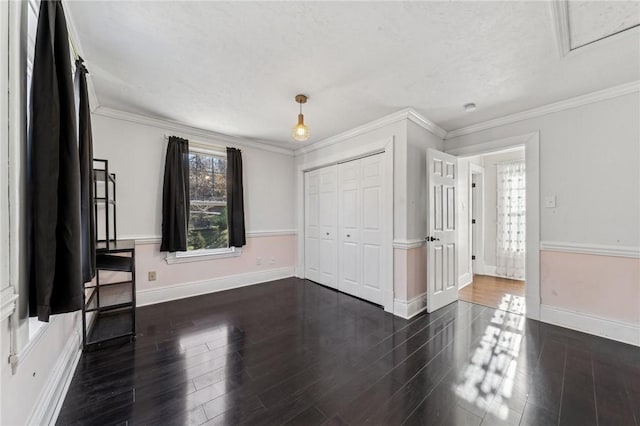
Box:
left=496, top=161, right=526, bottom=280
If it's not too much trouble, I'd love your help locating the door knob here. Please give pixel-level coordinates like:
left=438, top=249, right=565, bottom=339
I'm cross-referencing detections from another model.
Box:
left=425, top=236, right=440, bottom=242
left=347, top=234, right=351, bottom=238
left=326, top=232, right=330, bottom=236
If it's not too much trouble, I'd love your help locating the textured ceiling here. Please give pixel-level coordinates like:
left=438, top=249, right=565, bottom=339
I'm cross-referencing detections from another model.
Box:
left=568, top=1, right=639, bottom=49
left=66, top=1, right=640, bottom=149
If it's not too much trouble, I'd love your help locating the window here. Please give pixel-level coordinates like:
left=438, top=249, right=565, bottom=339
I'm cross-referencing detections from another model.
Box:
left=187, top=148, right=228, bottom=251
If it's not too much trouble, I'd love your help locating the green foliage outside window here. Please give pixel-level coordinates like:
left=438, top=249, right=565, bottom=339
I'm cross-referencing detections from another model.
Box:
left=187, top=150, right=228, bottom=250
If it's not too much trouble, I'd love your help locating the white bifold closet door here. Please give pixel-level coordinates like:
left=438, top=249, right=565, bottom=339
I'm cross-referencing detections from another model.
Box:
left=337, top=154, right=384, bottom=305
left=304, top=165, right=338, bottom=288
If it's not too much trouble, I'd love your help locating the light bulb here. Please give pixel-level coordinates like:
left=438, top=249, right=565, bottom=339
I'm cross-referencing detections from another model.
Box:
left=292, top=113, right=310, bottom=141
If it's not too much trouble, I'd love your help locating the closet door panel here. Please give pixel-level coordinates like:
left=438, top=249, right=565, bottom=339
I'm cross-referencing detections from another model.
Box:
left=318, top=165, right=338, bottom=288
left=304, top=170, right=321, bottom=283
left=360, top=154, right=384, bottom=304
left=338, top=160, right=361, bottom=297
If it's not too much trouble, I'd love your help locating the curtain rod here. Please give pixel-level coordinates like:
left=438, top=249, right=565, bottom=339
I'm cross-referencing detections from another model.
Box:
left=163, top=134, right=228, bottom=153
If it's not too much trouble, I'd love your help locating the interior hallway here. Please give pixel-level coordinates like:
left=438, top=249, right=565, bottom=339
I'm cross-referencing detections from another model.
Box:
left=459, top=275, right=525, bottom=314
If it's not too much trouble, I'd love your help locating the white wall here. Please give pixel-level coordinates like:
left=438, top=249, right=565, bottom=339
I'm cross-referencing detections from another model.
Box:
left=91, top=113, right=296, bottom=239
left=446, top=91, right=640, bottom=338
left=447, top=92, right=640, bottom=247
left=406, top=121, right=444, bottom=241
left=481, top=149, right=525, bottom=268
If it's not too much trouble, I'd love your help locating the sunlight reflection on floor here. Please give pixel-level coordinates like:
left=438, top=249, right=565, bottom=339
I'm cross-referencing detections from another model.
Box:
left=454, top=294, right=526, bottom=420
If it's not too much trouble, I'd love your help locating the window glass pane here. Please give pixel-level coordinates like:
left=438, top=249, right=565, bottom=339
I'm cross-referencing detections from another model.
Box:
left=188, top=150, right=228, bottom=250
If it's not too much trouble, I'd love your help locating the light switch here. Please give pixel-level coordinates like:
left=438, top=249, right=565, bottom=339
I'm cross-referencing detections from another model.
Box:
left=544, top=195, right=556, bottom=208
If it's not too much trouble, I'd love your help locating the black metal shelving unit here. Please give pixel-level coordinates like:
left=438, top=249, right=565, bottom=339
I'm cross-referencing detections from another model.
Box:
left=82, top=159, right=136, bottom=349
left=93, top=158, right=117, bottom=249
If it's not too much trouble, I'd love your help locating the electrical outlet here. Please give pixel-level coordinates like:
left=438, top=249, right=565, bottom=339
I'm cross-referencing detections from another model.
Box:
left=148, top=271, right=157, bottom=281
left=256, top=257, right=262, bottom=266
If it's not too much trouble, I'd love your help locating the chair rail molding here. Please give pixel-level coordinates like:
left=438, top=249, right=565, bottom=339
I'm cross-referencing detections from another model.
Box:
left=392, top=239, right=425, bottom=250
left=540, top=241, right=640, bottom=259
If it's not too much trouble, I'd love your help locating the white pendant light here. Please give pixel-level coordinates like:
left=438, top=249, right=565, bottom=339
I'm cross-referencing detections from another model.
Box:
left=292, top=94, right=310, bottom=141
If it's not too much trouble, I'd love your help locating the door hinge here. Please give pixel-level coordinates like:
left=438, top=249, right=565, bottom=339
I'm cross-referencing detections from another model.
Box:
left=471, top=255, right=476, bottom=260
left=471, top=219, right=476, bottom=224
left=471, top=183, right=476, bottom=188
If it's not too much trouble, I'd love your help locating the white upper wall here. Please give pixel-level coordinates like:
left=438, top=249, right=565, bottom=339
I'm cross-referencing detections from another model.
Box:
left=91, top=113, right=296, bottom=239
left=446, top=92, right=640, bottom=247
left=406, top=121, right=444, bottom=241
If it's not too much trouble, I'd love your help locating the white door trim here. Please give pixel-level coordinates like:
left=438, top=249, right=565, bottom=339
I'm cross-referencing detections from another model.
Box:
left=296, top=137, right=395, bottom=313
left=469, top=164, right=485, bottom=277
left=446, top=132, right=541, bottom=320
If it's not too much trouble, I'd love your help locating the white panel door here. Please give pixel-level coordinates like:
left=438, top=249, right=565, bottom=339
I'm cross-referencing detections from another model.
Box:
left=338, top=154, right=384, bottom=305
left=426, top=148, right=459, bottom=313
left=317, top=165, right=338, bottom=288
left=338, top=160, right=361, bottom=298
left=359, top=155, right=384, bottom=304
left=304, top=170, right=321, bottom=284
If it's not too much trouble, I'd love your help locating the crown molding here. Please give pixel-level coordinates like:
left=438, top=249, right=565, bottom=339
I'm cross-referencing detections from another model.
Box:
left=550, top=0, right=571, bottom=57
left=446, top=80, right=640, bottom=139
left=59, top=0, right=100, bottom=112
left=406, top=109, right=448, bottom=139
left=93, top=107, right=295, bottom=156
left=295, top=108, right=446, bottom=156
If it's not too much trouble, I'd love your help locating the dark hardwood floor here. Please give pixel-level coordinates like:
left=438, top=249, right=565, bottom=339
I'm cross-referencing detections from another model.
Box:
left=57, top=278, right=640, bottom=426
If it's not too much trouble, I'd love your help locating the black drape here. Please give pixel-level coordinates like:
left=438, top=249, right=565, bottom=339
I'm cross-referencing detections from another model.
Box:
left=226, top=147, right=246, bottom=247
left=161, top=136, right=190, bottom=252
left=76, top=59, right=96, bottom=284
left=29, top=0, right=82, bottom=322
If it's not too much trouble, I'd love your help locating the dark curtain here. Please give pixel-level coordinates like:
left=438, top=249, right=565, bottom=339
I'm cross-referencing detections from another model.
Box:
left=29, top=0, right=82, bottom=322
left=76, top=59, right=96, bottom=284
left=226, top=147, right=246, bottom=247
left=161, top=136, right=190, bottom=252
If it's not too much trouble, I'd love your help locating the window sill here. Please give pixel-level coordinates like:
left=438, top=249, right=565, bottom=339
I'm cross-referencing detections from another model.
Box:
left=165, top=247, right=242, bottom=264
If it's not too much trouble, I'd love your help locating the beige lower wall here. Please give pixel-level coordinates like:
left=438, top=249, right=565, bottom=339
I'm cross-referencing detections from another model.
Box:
left=394, top=245, right=427, bottom=301
left=133, top=235, right=296, bottom=293
left=540, top=250, right=640, bottom=325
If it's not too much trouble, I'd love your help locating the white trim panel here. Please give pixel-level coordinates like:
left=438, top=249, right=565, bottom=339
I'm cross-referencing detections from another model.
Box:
left=393, top=293, right=428, bottom=320
left=392, top=239, right=425, bottom=250
left=137, top=267, right=295, bottom=307
left=27, top=326, right=82, bottom=426
left=540, top=241, right=640, bottom=259
left=540, top=304, right=640, bottom=347
left=246, top=229, right=297, bottom=238
left=446, top=81, right=640, bottom=139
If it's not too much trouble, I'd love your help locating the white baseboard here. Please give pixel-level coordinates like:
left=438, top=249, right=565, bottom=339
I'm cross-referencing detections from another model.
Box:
left=394, top=293, right=427, bottom=319
left=137, top=267, right=295, bottom=307
left=458, top=272, right=472, bottom=289
left=27, top=326, right=82, bottom=426
left=480, top=265, right=499, bottom=278
left=540, top=304, right=640, bottom=347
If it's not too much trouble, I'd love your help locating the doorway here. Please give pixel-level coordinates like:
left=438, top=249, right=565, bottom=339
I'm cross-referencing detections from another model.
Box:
left=459, top=147, right=526, bottom=314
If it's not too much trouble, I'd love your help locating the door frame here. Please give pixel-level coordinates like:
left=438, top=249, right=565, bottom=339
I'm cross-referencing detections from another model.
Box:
left=296, top=137, right=395, bottom=313
left=446, top=132, right=540, bottom=320
left=468, top=164, right=485, bottom=278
